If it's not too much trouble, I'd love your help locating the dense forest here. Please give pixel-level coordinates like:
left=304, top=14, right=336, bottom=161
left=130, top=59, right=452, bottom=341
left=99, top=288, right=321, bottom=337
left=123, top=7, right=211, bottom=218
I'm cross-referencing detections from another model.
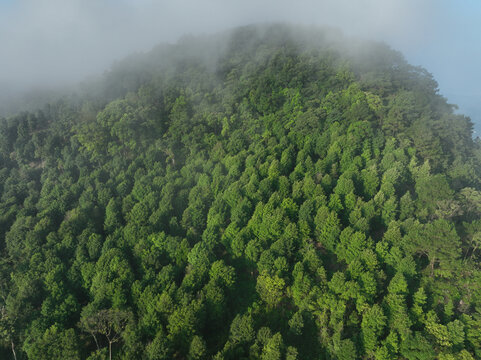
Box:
left=1, top=24, right=481, bottom=359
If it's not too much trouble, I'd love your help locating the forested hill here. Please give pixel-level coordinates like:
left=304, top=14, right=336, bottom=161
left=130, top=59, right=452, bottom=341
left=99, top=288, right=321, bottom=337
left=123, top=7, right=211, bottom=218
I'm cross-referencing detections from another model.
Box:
left=1, top=24, right=481, bottom=359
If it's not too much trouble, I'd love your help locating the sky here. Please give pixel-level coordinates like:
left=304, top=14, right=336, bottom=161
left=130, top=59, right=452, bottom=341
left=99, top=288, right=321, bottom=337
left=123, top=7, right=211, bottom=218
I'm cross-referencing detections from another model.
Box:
left=0, top=0, right=479, bottom=131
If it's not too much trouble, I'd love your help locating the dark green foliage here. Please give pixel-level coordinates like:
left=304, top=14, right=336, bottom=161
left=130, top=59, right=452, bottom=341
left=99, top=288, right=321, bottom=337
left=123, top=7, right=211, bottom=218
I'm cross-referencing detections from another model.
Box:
left=0, top=24, right=480, bottom=359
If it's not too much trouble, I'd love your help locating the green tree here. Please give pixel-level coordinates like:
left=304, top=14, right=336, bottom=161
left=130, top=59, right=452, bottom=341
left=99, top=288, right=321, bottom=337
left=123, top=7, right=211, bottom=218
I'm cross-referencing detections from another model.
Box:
left=361, top=304, right=386, bottom=354
left=256, top=273, right=285, bottom=309
left=26, top=325, right=80, bottom=360
left=79, top=308, right=131, bottom=360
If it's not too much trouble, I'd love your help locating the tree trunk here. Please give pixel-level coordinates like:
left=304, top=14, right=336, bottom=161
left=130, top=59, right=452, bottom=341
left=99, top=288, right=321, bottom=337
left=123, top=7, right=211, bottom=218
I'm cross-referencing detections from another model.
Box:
left=92, top=333, right=100, bottom=351
left=11, top=340, right=17, bottom=360
left=109, top=341, right=112, bottom=360
left=470, top=244, right=478, bottom=260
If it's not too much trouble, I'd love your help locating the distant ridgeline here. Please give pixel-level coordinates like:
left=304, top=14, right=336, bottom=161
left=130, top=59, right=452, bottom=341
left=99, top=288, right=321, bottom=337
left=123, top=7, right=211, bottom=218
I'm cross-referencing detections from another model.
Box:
left=1, top=24, right=481, bottom=360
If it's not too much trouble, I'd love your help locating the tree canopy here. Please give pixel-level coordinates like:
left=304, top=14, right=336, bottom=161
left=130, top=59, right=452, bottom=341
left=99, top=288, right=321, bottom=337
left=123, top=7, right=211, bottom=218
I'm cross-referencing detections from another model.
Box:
left=0, top=23, right=480, bottom=359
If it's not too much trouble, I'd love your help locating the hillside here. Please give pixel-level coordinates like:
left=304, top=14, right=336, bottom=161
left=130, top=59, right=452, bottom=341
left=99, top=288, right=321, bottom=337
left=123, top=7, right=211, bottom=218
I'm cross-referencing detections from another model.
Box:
left=1, top=24, right=481, bottom=359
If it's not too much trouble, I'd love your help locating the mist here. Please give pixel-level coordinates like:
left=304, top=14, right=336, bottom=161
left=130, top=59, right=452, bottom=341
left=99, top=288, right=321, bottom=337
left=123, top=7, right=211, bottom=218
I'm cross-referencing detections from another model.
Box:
left=0, top=0, right=479, bottom=130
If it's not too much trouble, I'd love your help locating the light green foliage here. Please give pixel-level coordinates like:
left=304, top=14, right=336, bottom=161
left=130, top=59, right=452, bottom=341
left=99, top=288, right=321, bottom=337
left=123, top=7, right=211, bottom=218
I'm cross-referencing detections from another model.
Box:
left=0, top=23, right=478, bottom=360
left=425, top=311, right=466, bottom=348
left=336, top=227, right=368, bottom=264
left=229, top=313, right=255, bottom=344
left=256, top=272, right=286, bottom=308
left=333, top=338, right=357, bottom=360
left=261, top=332, right=284, bottom=360
left=188, top=335, right=207, bottom=360
left=90, top=248, right=134, bottom=308
left=361, top=165, right=379, bottom=198
left=314, top=206, right=341, bottom=251
left=400, top=332, right=435, bottom=360
left=209, top=260, right=235, bottom=288
left=25, top=325, right=80, bottom=360
left=362, top=304, right=387, bottom=354
left=412, top=287, right=427, bottom=321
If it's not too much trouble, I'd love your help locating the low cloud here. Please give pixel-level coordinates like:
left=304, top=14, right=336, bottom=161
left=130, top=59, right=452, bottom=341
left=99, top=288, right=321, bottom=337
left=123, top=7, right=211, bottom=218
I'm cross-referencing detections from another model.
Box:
left=0, top=0, right=479, bottom=125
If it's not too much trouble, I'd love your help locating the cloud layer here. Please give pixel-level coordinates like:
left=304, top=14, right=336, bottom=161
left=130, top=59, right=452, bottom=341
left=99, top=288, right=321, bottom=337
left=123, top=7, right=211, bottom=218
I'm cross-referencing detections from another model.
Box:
left=0, top=0, right=479, bottom=125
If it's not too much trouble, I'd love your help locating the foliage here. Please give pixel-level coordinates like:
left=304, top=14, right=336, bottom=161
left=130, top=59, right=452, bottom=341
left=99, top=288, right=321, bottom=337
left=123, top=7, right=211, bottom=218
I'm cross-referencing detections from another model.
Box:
left=0, top=24, right=480, bottom=359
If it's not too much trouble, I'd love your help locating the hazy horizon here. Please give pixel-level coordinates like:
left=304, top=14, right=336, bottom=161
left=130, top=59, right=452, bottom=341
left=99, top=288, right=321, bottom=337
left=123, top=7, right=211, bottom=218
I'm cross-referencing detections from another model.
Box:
left=0, top=0, right=479, bottom=132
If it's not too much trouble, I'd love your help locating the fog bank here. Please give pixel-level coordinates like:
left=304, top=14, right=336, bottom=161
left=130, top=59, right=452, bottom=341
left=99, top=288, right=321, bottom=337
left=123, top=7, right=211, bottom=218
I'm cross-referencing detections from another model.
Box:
left=0, top=0, right=479, bottom=128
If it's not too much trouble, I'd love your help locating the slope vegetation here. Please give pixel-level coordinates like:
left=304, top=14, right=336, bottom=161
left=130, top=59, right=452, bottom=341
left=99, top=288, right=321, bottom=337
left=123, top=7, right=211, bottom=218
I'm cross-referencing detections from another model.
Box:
left=0, top=24, right=481, bottom=359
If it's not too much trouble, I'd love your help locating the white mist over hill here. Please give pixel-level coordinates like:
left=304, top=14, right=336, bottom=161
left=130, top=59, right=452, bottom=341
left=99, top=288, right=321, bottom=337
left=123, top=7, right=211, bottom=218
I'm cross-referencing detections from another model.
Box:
left=0, top=0, right=479, bottom=131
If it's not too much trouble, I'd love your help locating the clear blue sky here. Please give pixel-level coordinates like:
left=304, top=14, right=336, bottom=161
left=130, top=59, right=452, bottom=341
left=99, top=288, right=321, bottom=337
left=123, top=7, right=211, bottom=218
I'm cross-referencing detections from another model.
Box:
left=0, top=0, right=14, bottom=10
left=0, top=0, right=479, bottom=132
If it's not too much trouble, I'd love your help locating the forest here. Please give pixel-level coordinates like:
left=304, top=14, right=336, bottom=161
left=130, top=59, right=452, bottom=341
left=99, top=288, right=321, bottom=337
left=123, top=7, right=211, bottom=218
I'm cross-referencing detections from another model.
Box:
left=0, top=24, right=481, bottom=359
